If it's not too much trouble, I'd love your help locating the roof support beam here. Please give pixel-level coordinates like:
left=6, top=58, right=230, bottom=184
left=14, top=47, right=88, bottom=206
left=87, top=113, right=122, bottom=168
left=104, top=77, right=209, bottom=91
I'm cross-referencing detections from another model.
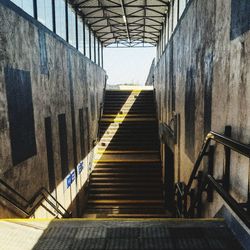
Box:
left=77, top=5, right=168, bottom=8
left=120, top=0, right=130, bottom=43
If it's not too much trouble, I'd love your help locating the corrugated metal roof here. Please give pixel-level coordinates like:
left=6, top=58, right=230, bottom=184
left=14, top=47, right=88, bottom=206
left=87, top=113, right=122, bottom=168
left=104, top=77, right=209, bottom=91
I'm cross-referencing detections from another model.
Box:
left=71, top=0, right=169, bottom=47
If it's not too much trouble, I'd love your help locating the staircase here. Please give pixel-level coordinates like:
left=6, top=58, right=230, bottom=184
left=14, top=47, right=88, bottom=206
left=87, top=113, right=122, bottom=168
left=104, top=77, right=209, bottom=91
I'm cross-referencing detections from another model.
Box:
left=83, top=89, right=169, bottom=218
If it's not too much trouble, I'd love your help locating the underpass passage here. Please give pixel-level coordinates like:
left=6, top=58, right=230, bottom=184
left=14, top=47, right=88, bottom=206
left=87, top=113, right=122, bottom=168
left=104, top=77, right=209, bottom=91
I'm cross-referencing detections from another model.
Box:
left=83, top=90, right=170, bottom=218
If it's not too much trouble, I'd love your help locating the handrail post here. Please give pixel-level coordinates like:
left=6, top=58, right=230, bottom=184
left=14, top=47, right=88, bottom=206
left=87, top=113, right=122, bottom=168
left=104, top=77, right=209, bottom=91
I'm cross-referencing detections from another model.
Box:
left=207, top=145, right=215, bottom=202
left=223, top=126, right=231, bottom=192
left=196, top=171, right=204, bottom=217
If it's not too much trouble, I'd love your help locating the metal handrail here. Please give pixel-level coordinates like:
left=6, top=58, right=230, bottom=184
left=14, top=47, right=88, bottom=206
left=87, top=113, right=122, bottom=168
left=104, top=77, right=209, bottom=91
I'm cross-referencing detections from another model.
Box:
left=175, top=131, right=250, bottom=227
left=186, top=131, right=250, bottom=194
left=0, top=178, right=71, bottom=218
left=97, top=87, right=106, bottom=141
left=207, top=175, right=250, bottom=228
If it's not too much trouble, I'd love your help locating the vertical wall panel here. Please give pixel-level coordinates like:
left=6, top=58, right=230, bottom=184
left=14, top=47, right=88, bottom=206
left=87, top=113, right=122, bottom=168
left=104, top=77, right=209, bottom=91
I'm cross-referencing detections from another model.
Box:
left=58, top=113, right=69, bottom=179
left=79, top=108, right=85, bottom=159
left=185, top=67, right=196, bottom=161
left=4, top=67, right=37, bottom=166
left=45, top=117, right=55, bottom=192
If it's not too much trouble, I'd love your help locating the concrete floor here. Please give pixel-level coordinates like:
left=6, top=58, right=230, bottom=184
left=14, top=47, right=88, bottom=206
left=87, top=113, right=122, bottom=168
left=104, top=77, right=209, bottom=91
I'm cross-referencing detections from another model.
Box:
left=0, top=219, right=243, bottom=250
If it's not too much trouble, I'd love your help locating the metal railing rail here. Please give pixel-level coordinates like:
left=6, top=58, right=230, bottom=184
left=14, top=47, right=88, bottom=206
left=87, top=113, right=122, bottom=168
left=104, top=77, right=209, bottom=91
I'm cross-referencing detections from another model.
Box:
left=0, top=178, right=71, bottom=218
left=175, top=130, right=250, bottom=228
left=96, top=87, right=106, bottom=142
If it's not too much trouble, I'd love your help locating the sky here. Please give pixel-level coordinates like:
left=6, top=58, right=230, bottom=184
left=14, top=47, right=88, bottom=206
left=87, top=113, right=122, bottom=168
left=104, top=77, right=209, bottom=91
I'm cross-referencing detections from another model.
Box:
left=103, top=47, right=156, bottom=86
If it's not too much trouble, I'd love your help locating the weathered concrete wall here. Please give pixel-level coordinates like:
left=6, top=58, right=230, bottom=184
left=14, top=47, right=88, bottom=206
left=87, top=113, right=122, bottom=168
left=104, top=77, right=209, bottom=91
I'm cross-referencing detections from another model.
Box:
left=154, top=0, right=250, bottom=218
left=145, top=59, right=155, bottom=86
left=0, top=1, right=106, bottom=217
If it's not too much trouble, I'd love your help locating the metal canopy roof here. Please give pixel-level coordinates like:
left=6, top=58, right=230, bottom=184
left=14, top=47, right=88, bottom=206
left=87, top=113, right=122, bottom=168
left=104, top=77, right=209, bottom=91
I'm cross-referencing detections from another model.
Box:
left=71, top=0, right=169, bottom=48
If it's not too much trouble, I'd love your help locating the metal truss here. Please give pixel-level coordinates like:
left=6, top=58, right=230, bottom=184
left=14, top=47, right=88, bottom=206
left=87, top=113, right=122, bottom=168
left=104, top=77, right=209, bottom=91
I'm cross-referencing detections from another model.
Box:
left=71, top=0, right=169, bottom=47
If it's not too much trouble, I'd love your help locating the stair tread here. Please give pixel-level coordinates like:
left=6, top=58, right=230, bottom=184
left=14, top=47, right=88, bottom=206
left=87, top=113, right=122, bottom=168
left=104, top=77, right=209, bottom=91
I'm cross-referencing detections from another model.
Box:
left=96, top=150, right=158, bottom=154
left=88, top=200, right=165, bottom=204
left=89, top=188, right=162, bottom=192
left=89, top=183, right=163, bottom=187
left=88, top=194, right=163, bottom=198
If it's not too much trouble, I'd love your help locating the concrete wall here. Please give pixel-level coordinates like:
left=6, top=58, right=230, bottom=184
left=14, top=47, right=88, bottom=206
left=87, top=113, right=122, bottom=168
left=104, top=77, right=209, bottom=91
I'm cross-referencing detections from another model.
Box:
left=154, top=0, right=250, bottom=217
left=145, top=59, right=155, bottom=86
left=0, top=1, right=106, bottom=218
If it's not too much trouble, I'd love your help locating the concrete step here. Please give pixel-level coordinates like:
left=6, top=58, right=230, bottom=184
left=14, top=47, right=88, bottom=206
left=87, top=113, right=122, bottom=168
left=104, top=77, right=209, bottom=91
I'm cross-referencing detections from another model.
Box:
left=93, top=162, right=161, bottom=167
left=88, top=194, right=163, bottom=200
left=103, top=109, right=156, bottom=114
left=98, top=137, right=159, bottom=142
left=96, top=150, right=159, bottom=154
left=89, top=183, right=163, bottom=188
left=89, top=188, right=162, bottom=194
left=93, top=153, right=160, bottom=160
left=90, top=172, right=161, bottom=178
left=87, top=199, right=165, bottom=206
left=97, top=146, right=160, bottom=151
left=89, top=177, right=162, bottom=183
left=93, top=166, right=161, bottom=171
left=102, top=114, right=155, bottom=118
left=83, top=213, right=171, bottom=219
left=100, top=118, right=157, bottom=122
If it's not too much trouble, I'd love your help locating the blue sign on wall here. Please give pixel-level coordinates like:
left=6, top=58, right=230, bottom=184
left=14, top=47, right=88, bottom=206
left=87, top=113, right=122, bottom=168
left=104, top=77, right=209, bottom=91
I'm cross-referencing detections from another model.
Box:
left=65, top=162, right=84, bottom=189
left=77, top=161, right=84, bottom=175
left=71, top=170, right=76, bottom=182
left=66, top=174, right=72, bottom=189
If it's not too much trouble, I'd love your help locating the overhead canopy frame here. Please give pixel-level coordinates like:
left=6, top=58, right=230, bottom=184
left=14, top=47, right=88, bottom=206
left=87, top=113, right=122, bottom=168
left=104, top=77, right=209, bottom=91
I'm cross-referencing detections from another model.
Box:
left=71, top=0, right=169, bottom=47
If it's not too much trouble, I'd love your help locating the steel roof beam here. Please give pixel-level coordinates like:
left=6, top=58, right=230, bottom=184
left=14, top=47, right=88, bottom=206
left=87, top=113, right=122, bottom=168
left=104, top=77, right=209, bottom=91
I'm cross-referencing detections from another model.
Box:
left=85, top=15, right=165, bottom=18
left=120, top=0, right=130, bottom=43
left=77, top=5, right=167, bottom=8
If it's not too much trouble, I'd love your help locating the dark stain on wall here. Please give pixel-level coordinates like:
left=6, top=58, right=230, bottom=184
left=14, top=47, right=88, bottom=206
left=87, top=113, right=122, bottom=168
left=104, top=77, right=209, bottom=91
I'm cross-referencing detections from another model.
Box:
left=85, top=107, right=90, bottom=155
left=58, top=113, right=69, bottom=179
left=230, top=0, right=250, bottom=40
left=4, top=67, right=37, bottom=166
left=169, top=40, right=175, bottom=112
left=67, top=53, right=77, bottom=167
left=38, top=30, right=48, bottom=75
left=45, top=117, right=55, bottom=192
left=185, top=67, right=196, bottom=161
left=90, top=92, right=95, bottom=121
left=79, top=108, right=85, bottom=159
left=203, top=52, right=213, bottom=136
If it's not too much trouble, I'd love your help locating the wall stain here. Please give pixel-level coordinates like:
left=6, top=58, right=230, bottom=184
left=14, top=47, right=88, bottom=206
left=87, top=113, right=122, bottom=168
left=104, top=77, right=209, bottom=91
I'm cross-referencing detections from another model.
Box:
left=230, top=0, right=250, bottom=40
left=185, top=67, right=196, bottom=162
left=67, top=52, right=77, bottom=168
left=38, top=29, right=48, bottom=75
left=44, top=117, right=55, bottom=192
left=203, top=51, right=213, bottom=136
left=58, top=113, right=68, bottom=179
left=4, top=67, right=37, bottom=166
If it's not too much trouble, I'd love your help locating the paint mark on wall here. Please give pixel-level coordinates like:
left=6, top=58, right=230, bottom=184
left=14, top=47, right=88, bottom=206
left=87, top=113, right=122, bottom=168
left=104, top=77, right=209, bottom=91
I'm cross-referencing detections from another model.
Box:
left=4, top=67, right=37, bottom=165
left=185, top=67, right=196, bottom=161
left=230, top=0, right=250, bottom=40
left=58, top=113, right=69, bottom=179
left=169, top=40, right=175, bottom=112
left=79, top=108, right=85, bottom=159
left=203, top=52, right=213, bottom=136
left=38, top=29, right=48, bottom=75
left=45, top=117, right=55, bottom=192
left=67, top=52, right=77, bottom=167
